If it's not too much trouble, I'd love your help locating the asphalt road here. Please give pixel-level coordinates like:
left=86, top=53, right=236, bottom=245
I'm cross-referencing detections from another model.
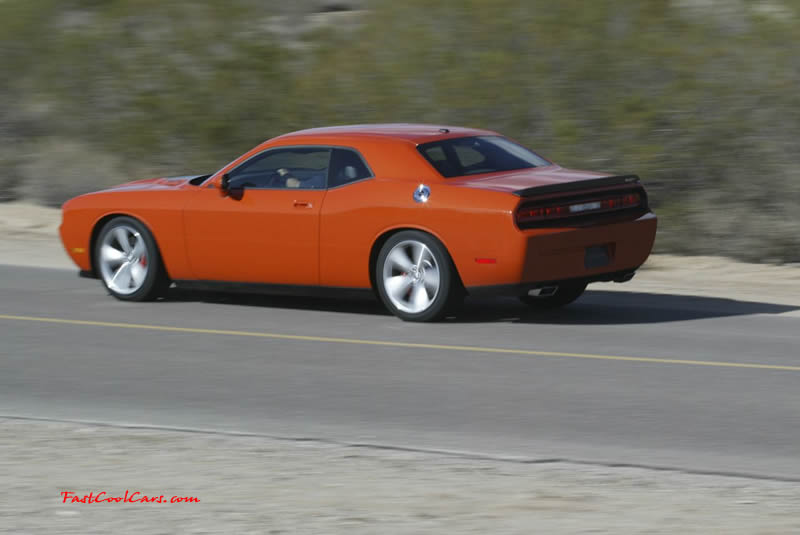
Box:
left=1, top=265, right=799, bottom=480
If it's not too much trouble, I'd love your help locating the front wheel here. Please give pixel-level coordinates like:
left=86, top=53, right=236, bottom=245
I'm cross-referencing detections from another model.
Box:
left=95, top=216, right=168, bottom=301
left=375, top=231, right=457, bottom=322
left=519, top=281, right=587, bottom=309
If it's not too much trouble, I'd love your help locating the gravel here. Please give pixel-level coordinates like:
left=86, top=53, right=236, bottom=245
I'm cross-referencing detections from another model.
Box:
left=2, top=418, right=800, bottom=534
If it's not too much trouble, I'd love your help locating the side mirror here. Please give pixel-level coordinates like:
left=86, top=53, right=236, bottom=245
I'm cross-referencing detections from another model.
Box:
left=220, top=173, right=244, bottom=200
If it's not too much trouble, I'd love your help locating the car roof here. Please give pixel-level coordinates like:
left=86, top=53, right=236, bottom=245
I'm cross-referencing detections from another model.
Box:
left=271, top=123, right=500, bottom=145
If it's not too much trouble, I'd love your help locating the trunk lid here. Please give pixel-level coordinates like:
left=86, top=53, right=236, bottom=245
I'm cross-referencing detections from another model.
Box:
left=447, top=166, right=628, bottom=195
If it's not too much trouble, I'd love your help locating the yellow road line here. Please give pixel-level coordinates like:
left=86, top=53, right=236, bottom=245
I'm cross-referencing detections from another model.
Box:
left=0, top=313, right=797, bottom=372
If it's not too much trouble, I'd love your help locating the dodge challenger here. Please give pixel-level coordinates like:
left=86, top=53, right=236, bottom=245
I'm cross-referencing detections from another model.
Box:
left=59, top=124, right=657, bottom=321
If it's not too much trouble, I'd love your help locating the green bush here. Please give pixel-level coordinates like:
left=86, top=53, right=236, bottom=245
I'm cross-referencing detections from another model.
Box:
left=1, top=0, right=798, bottom=261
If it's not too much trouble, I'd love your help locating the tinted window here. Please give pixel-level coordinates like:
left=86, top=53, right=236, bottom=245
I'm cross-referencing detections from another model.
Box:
left=228, top=147, right=331, bottom=189
left=328, top=148, right=373, bottom=188
left=418, top=136, right=550, bottom=178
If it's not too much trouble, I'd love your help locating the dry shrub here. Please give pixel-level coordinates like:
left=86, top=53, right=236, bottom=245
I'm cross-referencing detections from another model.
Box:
left=0, top=145, right=25, bottom=202
left=17, top=138, right=126, bottom=207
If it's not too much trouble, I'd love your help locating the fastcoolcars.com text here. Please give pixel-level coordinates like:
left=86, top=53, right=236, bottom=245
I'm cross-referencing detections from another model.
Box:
left=61, top=491, right=199, bottom=504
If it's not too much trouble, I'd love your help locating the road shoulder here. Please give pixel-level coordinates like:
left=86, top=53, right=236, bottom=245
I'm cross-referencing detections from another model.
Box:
left=4, top=417, right=800, bottom=534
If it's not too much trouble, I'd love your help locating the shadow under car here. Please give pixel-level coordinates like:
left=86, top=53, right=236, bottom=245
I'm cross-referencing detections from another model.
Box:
left=161, top=286, right=797, bottom=325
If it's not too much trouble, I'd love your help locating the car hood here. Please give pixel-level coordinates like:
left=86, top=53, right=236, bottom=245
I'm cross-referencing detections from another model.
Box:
left=105, top=174, right=208, bottom=192
left=447, top=166, right=611, bottom=194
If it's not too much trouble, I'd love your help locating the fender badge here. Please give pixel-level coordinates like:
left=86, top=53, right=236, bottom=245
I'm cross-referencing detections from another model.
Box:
left=413, top=184, right=431, bottom=203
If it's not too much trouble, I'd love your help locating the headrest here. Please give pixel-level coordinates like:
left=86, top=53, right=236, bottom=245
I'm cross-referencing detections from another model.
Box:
left=343, top=165, right=358, bottom=180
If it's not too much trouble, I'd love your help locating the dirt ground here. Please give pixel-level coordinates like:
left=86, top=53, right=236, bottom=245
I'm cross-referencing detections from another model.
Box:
left=3, top=418, right=800, bottom=535
left=2, top=201, right=800, bottom=533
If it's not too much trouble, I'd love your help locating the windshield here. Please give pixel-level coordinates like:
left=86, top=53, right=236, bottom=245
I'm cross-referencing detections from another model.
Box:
left=417, top=136, right=550, bottom=178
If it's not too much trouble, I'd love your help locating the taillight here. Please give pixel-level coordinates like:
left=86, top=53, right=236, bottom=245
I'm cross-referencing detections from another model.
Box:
left=517, top=192, right=641, bottom=225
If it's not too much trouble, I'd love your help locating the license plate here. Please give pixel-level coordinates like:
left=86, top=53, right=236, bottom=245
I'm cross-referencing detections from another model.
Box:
left=570, top=201, right=602, bottom=213
left=585, top=245, right=610, bottom=269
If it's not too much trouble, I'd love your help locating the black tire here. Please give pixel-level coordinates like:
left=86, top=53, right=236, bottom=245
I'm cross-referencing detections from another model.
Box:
left=94, top=216, right=168, bottom=301
left=519, top=281, right=587, bottom=309
left=375, top=230, right=458, bottom=322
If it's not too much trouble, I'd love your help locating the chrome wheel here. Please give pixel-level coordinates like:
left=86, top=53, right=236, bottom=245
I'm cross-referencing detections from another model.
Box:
left=98, top=224, right=149, bottom=295
left=381, top=239, right=441, bottom=314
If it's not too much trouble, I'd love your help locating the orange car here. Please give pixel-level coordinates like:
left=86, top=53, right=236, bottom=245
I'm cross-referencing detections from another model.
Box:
left=60, top=124, right=657, bottom=321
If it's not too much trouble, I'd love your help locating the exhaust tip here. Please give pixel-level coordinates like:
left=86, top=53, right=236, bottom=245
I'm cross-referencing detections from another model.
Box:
left=528, top=286, right=559, bottom=297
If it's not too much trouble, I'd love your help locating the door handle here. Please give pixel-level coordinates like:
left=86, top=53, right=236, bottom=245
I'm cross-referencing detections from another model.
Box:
left=293, top=200, right=312, bottom=208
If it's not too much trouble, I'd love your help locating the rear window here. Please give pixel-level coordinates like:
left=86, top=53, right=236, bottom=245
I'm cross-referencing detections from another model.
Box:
left=418, top=136, right=550, bottom=178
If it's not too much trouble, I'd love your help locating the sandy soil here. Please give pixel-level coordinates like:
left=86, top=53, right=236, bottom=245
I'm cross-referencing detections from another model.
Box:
left=3, top=418, right=800, bottom=535
left=0, top=202, right=71, bottom=269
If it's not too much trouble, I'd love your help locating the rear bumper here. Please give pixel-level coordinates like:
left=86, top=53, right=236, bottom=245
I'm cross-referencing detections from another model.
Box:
left=467, top=268, right=638, bottom=297
left=465, top=212, right=657, bottom=294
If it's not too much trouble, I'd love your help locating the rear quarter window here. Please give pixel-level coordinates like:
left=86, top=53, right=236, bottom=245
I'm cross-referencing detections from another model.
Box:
left=418, top=136, right=550, bottom=178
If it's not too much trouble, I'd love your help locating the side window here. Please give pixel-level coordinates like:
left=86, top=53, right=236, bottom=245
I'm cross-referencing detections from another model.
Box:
left=328, top=148, right=373, bottom=188
left=228, top=147, right=331, bottom=189
left=453, top=143, right=487, bottom=168
left=423, top=145, right=447, bottom=162
left=421, top=144, right=460, bottom=177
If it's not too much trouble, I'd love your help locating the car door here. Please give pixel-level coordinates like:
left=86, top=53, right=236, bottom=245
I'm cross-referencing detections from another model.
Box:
left=183, top=146, right=330, bottom=285
left=318, top=147, right=377, bottom=288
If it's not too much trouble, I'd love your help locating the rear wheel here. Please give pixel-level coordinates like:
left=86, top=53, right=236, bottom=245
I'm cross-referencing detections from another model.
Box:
left=520, top=281, right=587, bottom=309
left=375, top=231, right=457, bottom=322
left=95, top=216, right=167, bottom=301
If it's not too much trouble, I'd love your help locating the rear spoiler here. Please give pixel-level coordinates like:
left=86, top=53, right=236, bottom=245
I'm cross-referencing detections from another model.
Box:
left=514, top=174, right=641, bottom=197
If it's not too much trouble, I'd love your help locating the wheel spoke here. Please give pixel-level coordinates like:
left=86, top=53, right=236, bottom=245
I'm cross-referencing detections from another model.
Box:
left=130, top=262, right=147, bottom=287
left=385, top=274, right=413, bottom=302
left=110, top=262, right=132, bottom=290
left=411, top=285, right=431, bottom=311
left=412, top=243, right=426, bottom=269
left=423, top=265, right=440, bottom=293
left=131, top=234, right=145, bottom=258
left=101, top=244, right=125, bottom=265
left=113, top=228, right=132, bottom=253
left=387, top=247, right=414, bottom=273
